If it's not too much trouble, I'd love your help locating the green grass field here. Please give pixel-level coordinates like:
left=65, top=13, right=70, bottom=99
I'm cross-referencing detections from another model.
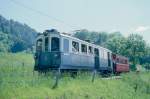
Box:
left=0, top=53, right=150, bottom=99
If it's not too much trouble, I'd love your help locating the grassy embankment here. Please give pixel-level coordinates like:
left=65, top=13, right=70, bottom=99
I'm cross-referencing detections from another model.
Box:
left=0, top=53, right=150, bottom=99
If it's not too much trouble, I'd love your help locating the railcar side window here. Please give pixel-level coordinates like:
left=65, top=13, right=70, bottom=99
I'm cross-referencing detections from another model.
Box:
left=88, top=46, right=93, bottom=54
left=63, top=39, right=69, bottom=52
left=94, top=48, right=99, bottom=56
left=45, top=37, right=49, bottom=52
left=51, top=37, right=60, bottom=51
left=104, top=51, right=107, bottom=59
left=72, top=41, right=79, bottom=52
left=101, top=50, right=104, bottom=58
left=81, top=44, right=87, bottom=53
left=116, top=58, right=119, bottom=63
left=36, top=38, right=42, bottom=52
left=125, top=59, right=128, bottom=64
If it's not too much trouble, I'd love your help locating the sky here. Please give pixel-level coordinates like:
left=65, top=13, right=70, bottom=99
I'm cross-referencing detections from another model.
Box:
left=0, top=0, right=150, bottom=44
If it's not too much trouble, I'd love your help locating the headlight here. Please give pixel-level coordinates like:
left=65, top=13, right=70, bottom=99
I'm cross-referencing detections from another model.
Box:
left=34, top=55, right=37, bottom=59
left=54, top=54, right=58, bottom=57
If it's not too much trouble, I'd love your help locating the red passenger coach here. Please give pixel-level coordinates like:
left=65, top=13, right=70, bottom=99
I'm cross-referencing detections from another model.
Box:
left=112, top=54, right=129, bottom=73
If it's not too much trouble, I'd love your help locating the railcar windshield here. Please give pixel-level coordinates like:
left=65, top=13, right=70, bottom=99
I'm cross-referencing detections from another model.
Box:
left=51, top=37, right=60, bottom=51
left=116, top=57, right=128, bottom=64
left=36, top=38, right=42, bottom=52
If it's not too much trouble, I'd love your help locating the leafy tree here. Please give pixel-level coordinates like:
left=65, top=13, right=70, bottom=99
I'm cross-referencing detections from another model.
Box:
left=106, top=36, right=127, bottom=55
left=108, top=31, right=123, bottom=39
left=73, top=29, right=89, bottom=41
left=0, top=15, right=37, bottom=52
left=140, top=45, right=150, bottom=70
left=73, top=29, right=108, bottom=47
left=125, top=34, right=146, bottom=69
left=90, top=32, right=108, bottom=46
left=0, top=31, right=12, bottom=52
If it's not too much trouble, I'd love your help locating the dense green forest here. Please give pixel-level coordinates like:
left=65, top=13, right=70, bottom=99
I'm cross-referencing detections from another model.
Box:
left=0, top=15, right=37, bottom=52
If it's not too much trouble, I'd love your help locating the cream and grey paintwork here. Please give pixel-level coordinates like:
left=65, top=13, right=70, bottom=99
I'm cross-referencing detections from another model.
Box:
left=35, top=30, right=113, bottom=72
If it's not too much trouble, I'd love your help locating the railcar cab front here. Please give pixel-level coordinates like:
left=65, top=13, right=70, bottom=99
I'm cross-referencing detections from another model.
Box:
left=34, top=29, right=61, bottom=71
left=112, top=54, right=129, bottom=73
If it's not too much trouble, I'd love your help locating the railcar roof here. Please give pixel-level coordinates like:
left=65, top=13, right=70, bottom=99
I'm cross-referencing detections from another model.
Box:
left=36, top=32, right=111, bottom=52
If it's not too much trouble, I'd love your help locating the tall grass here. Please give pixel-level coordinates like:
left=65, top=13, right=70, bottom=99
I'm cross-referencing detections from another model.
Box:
left=0, top=53, right=150, bottom=99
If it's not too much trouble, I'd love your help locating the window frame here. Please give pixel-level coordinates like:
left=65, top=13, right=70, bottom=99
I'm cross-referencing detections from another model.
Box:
left=88, top=46, right=93, bottom=54
left=63, top=38, right=69, bottom=53
left=72, top=41, right=79, bottom=53
left=51, top=37, right=60, bottom=52
left=94, top=48, right=99, bottom=56
left=81, top=43, right=87, bottom=53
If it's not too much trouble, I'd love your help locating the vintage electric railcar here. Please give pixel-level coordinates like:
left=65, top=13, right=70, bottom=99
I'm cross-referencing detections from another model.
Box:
left=34, top=29, right=129, bottom=74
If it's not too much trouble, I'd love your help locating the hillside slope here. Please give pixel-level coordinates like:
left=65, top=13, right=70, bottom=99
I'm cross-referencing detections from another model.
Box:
left=0, top=53, right=149, bottom=99
left=0, top=15, right=37, bottom=52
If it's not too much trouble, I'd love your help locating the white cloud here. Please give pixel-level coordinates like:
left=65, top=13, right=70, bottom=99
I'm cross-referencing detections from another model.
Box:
left=135, top=26, right=150, bottom=32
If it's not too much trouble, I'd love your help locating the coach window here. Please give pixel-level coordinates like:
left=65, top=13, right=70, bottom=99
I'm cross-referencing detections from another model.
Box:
left=63, top=38, right=69, bottom=52
left=101, top=50, right=104, bottom=58
left=104, top=51, right=107, bottom=59
left=88, top=46, right=93, bottom=54
left=120, top=59, right=123, bottom=64
left=94, top=48, right=99, bottom=56
left=72, top=41, right=79, bottom=52
left=81, top=44, right=87, bottom=53
left=116, top=58, right=119, bottom=63
left=51, top=37, right=60, bottom=51
left=122, top=59, right=125, bottom=64
left=123, top=59, right=126, bottom=64
left=125, top=59, right=128, bottom=64
left=36, top=38, right=42, bottom=52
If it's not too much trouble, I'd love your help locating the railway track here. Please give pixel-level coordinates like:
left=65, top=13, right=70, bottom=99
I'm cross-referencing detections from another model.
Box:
left=101, top=76, right=122, bottom=80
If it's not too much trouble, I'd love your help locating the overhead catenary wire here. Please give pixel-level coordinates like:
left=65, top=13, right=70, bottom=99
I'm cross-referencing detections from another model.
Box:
left=9, top=0, right=81, bottom=31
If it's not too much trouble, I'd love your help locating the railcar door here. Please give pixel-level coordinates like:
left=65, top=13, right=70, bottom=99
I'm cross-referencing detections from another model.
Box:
left=107, top=52, right=111, bottom=67
left=34, top=38, right=43, bottom=70
left=38, top=37, right=50, bottom=68
left=50, top=37, right=61, bottom=67
left=94, top=48, right=100, bottom=69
